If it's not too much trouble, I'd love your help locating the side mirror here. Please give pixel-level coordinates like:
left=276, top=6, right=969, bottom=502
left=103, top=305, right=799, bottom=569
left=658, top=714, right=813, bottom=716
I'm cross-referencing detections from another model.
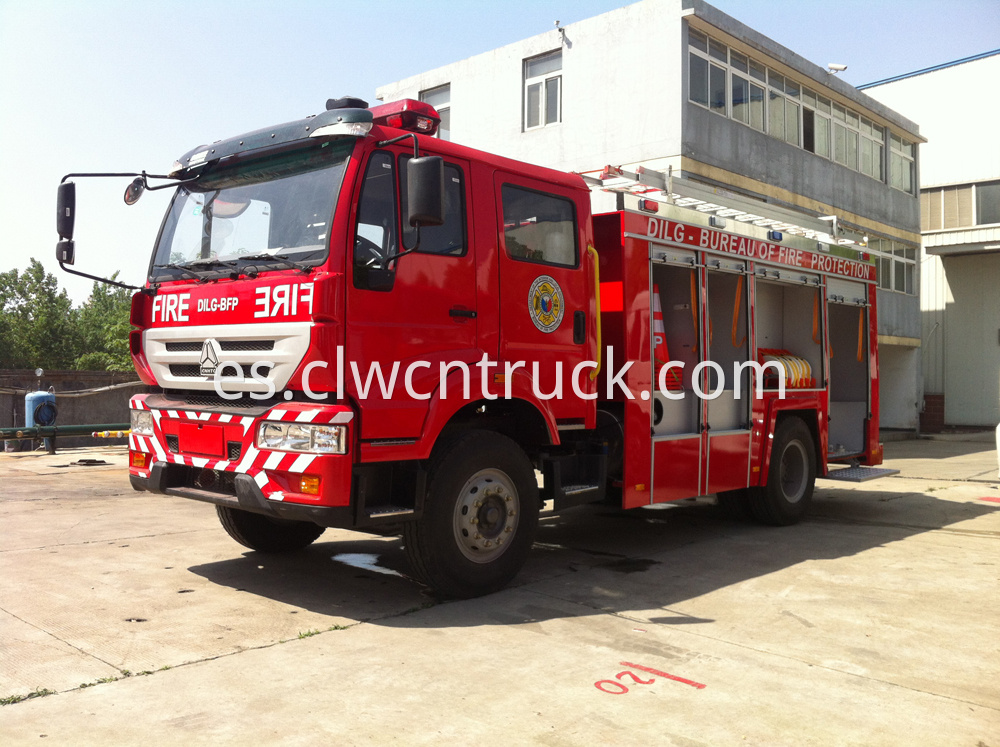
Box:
left=57, top=181, right=76, bottom=240
left=56, top=240, right=76, bottom=265
left=366, top=267, right=396, bottom=292
left=124, top=177, right=145, bottom=205
left=406, top=156, right=445, bottom=228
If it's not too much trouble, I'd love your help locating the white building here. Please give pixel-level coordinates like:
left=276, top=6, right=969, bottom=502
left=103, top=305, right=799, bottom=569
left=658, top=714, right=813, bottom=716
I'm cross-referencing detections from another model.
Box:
left=378, top=0, right=925, bottom=431
left=864, top=51, right=1000, bottom=428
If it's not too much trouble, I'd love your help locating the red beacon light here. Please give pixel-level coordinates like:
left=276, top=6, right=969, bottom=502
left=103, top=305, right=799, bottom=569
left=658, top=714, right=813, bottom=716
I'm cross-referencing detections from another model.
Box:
left=369, top=99, right=440, bottom=136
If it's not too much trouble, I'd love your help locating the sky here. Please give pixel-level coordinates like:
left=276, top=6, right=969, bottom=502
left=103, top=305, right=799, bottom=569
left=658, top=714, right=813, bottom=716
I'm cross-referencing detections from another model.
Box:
left=1, top=0, right=997, bottom=304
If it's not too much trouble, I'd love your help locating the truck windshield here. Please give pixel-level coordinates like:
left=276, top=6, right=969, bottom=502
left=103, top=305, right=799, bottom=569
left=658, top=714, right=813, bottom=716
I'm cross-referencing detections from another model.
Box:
left=151, top=139, right=354, bottom=279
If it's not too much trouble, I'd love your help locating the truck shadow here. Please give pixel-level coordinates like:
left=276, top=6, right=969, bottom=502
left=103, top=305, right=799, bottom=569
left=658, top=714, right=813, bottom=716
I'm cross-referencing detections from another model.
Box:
left=187, top=485, right=1000, bottom=627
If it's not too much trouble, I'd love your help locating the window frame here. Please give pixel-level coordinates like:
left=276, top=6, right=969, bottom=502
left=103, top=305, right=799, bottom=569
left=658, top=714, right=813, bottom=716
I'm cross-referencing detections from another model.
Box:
left=397, top=153, right=469, bottom=256
left=686, top=26, right=909, bottom=187
left=352, top=149, right=399, bottom=290
left=419, top=84, right=451, bottom=141
left=869, top=237, right=917, bottom=296
left=500, top=183, right=580, bottom=269
left=523, top=50, right=563, bottom=131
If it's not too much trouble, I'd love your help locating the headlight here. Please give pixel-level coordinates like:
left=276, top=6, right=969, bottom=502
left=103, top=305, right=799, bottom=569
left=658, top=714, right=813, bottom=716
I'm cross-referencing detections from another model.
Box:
left=256, top=421, right=347, bottom=454
left=130, top=409, right=154, bottom=435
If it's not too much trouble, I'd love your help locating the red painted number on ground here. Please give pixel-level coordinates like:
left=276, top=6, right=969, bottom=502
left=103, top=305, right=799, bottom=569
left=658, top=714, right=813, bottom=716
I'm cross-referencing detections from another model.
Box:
left=594, top=661, right=706, bottom=694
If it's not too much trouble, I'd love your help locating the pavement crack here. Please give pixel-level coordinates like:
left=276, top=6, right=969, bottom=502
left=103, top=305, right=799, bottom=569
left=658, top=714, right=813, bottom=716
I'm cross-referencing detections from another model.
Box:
left=0, top=607, right=121, bottom=673
left=808, top=515, right=1000, bottom=538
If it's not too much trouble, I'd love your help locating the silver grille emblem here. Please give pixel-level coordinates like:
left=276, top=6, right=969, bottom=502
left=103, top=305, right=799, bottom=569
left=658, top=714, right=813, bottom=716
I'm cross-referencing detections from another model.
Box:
left=199, top=339, right=220, bottom=376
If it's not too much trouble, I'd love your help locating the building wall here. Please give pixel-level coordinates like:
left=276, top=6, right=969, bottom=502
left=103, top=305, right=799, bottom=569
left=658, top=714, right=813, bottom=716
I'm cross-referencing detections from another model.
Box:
left=940, top=254, right=1000, bottom=425
left=377, top=1, right=686, bottom=174
left=378, top=0, right=924, bottom=430
left=866, top=53, right=1000, bottom=426
left=863, top=55, right=1000, bottom=187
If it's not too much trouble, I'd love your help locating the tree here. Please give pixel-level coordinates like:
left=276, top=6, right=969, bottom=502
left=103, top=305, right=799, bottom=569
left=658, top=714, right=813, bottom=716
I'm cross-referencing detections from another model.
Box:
left=0, top=259, right=82, bottom=369
left=74, top=276, right=134, bottom=371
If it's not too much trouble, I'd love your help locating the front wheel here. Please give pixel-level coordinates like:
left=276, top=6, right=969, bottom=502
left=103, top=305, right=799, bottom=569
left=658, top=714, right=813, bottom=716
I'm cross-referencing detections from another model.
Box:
left=403, top=431, right=539, bottom=598
left=748, top=417, right=816, bottom=526
left=216, top=506, right=325, bottom=552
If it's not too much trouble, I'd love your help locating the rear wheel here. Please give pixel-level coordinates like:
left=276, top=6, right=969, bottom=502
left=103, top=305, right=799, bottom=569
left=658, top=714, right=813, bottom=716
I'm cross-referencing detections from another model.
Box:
left=748, top=417, right=816, bottom=526
left=403, top=430, right=539, bottom=598
left=216, top=506, right=325, bottom=552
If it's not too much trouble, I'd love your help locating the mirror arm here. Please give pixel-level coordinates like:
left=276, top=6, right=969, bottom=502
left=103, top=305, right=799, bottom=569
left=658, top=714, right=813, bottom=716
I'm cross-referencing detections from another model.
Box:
left=377, top=133, right=420, bottom=159
left=57, top=261, right=141, bottom=291
left=60, top=171, right=197, bottom=188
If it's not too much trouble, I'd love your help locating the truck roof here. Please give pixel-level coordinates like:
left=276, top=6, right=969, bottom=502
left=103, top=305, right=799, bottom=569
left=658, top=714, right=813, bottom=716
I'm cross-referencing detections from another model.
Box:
left=170, top=102, right=588, bottom=196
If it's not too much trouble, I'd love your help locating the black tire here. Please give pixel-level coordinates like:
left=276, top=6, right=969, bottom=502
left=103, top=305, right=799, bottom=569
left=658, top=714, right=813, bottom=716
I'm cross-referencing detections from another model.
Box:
left=716, top=488, right=753, bottom=520
left=403, top=430, right=539, bottom=598
left=216, top=506, right=325, bottom=552
left=748, top=417, right=816, bottom=526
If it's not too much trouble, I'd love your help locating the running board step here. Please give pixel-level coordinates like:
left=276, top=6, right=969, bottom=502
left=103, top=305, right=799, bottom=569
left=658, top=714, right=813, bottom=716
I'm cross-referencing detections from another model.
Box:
left=366, top=506, right=416, bottom=519
left=819, top=466, right=899, bottom=483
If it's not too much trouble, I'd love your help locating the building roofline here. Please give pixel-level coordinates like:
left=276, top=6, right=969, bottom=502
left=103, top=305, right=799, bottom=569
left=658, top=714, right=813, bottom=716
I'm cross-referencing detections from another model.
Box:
left=858, top=49, right=1000, bottom=90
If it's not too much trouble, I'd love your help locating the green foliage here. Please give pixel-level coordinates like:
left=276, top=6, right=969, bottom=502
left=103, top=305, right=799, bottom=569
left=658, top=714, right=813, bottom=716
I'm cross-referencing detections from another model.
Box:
left=0, top=258, right=134, bottom=372
left=0, top=259, right=81, bottom=369
left=74, top=274, right=133, bottom=372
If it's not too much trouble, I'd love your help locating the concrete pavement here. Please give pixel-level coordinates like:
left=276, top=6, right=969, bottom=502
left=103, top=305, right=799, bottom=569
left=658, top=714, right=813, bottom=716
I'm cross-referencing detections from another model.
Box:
left=1, top=438, right=998, bottom=744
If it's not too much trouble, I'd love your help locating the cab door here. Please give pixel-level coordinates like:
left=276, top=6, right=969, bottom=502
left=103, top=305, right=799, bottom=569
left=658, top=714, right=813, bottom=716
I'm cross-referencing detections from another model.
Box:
left=494, top=174, right=594, bottom=425
left=346, top=148, right=479, bottom=440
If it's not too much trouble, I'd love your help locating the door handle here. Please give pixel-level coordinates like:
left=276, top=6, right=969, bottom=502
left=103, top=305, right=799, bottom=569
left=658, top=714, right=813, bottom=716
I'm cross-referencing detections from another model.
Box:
left=449, top=308, right=477, bottom=319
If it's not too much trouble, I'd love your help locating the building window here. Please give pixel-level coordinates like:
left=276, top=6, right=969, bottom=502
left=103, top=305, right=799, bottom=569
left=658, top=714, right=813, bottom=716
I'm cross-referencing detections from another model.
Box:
left=802, top=88, right=831, bottom=158
left=890, top=134, right=915, bottom=194
left=869, top=238, right=916, bottom=295
left=419, top=84, right=451, bottom=141
left=729, top=51, right=765, bottom=131
left=921, top=181, right=1000, bottom=230
left=686, top=26, right=914, bottom=188
left=767, top=71, right=799, bottom=146
left=975, top=181, right=1000, bottom=225
left=524, top=50, right=562, bottom=130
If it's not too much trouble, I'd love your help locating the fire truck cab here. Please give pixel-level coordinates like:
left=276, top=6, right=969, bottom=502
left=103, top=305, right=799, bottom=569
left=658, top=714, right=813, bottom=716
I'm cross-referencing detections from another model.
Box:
left=56, top=97, right=894, bottom=598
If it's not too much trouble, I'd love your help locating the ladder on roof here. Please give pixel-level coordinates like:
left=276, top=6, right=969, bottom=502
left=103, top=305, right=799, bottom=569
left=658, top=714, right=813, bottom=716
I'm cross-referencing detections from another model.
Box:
left=577, top=164, right=863, bottom=247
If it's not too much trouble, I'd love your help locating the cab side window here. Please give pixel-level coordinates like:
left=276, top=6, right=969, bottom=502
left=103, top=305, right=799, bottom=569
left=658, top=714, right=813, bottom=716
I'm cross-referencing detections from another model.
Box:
left=501, top=184, right=577, bottom=267
left=354, top=151, right=397, bottom=289
left=399, top=155, right=467, bottom=255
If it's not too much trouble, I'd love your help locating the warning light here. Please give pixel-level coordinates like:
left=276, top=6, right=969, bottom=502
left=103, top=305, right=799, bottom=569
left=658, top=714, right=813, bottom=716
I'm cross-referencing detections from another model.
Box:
left=638, top=199, right=658, bottom=213
left=369, top=99, right=440, bottom=136
left=130, top=451, right=149, bottom=469
left=297, top=475, right=321, bottom=495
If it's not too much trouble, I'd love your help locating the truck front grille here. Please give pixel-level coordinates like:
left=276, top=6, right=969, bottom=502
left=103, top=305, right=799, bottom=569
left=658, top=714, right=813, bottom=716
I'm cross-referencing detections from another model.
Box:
left=169, top=364, right=272, bottom=378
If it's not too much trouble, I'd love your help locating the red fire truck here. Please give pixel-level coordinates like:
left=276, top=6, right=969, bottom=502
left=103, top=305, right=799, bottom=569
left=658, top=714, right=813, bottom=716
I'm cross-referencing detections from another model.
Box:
left=56, top=97, right=893, bottom=597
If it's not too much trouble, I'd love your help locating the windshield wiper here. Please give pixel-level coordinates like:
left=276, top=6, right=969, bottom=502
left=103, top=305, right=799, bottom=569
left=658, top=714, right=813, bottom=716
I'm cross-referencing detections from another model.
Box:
left=153, top=263, right=213, bottom=281
left=188, top=257, right=239, bottom=270
left=238, top=253, right=314, bottom=273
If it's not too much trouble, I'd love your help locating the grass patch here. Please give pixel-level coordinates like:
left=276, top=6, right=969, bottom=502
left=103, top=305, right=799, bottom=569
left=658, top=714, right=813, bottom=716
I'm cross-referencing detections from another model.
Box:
left=1, top=688, right=56, bottom=706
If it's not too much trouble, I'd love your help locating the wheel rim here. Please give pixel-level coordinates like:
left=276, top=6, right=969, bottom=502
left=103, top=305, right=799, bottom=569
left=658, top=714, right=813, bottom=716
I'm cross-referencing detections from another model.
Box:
left=779, top=439, right=808, bottom=503
left=452, top=468, right=519, bottom=563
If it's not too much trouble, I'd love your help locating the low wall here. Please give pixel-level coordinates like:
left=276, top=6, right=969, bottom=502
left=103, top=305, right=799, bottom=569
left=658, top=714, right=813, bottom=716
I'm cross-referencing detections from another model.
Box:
left=1, top=370, right=152, bottom=450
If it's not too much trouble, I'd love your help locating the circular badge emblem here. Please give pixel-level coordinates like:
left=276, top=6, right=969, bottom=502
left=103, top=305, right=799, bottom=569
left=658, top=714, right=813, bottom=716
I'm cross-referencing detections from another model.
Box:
left=528, top=275, right=564, bottom=333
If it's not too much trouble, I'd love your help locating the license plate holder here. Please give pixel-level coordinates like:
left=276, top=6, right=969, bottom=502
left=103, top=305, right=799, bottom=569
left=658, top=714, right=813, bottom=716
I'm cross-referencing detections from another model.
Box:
left=178, top=421, right=225, bottom=458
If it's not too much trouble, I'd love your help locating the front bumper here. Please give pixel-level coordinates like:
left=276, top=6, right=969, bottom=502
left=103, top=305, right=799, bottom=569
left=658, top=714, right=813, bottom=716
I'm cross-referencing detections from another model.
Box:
left=128, top=393, right=355, bottom=526
left=129, top=465, right=352, bottom=527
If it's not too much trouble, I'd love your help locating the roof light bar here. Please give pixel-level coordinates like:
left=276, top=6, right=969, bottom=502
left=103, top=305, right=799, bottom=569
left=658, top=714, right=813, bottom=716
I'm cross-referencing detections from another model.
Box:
left=369, top=99, right=441, bottom=136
